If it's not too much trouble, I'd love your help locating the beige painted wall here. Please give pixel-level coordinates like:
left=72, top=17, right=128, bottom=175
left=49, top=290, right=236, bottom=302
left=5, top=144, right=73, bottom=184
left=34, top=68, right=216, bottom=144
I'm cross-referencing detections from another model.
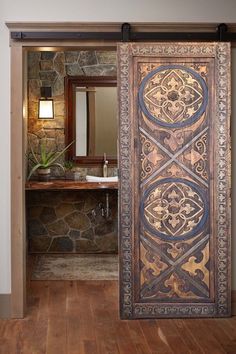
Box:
left=0, top=0, right=236, bottom=294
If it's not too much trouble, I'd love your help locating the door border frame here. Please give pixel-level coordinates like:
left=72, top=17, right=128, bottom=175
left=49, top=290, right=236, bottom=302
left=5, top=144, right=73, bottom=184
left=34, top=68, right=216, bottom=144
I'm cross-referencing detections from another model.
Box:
left=7, top=22, right=236, bottom=318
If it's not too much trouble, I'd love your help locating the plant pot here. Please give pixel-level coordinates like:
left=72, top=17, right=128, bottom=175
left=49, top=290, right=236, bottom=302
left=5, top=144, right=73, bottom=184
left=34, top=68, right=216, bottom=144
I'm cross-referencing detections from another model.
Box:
left=37, top=167, right=51, bottom=180
left=65, top=170, right=81, bottom=180
left=37, top=167, right=51, bottom=175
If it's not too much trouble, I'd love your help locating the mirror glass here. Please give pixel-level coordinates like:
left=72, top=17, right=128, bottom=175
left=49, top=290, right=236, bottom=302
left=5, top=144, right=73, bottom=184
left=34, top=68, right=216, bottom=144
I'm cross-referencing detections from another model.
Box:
left=76, top=86, right=117, bottom=156
left=65, top=76, right=117, bottom=165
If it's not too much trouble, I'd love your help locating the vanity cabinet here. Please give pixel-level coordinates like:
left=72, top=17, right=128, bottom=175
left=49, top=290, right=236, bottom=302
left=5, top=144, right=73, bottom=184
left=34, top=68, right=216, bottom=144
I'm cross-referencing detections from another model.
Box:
left=26, top=180, right=118, bottom=254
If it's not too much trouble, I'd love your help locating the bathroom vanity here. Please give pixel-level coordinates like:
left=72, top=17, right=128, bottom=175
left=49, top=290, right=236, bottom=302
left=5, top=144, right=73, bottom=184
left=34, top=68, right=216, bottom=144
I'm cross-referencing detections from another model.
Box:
left=26, top=178, right=118, bottom=254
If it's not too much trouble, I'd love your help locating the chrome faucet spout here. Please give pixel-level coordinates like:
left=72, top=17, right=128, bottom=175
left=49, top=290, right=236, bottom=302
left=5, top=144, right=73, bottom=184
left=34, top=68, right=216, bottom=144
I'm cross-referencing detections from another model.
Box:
left=103, top=153, right=108, bottom=177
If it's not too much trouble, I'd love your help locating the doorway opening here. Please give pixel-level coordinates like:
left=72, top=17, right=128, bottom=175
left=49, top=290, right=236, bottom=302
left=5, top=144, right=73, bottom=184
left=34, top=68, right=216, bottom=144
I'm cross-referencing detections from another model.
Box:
left=26, top=47, right=118, bottom=287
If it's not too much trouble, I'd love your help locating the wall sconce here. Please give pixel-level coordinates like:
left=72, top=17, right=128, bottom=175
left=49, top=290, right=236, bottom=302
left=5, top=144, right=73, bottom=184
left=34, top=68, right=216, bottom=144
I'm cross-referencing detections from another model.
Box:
left=38, top=87, right=54, bottom=119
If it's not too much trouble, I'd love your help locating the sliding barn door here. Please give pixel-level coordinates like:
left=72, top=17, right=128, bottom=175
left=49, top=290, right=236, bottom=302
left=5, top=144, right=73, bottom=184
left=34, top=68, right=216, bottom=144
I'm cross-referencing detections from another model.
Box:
left=118, top=42, right=231, bottom=319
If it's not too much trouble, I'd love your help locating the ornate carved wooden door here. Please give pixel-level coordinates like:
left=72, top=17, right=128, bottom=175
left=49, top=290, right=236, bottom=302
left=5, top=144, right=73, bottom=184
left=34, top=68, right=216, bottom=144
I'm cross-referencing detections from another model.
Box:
left=118, top=43, right=231, bottom=319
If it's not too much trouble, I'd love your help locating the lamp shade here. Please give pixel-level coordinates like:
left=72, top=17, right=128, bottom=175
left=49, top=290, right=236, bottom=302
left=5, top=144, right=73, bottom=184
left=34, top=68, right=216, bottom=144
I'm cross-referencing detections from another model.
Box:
left=38, top=99, right=54, bottom=119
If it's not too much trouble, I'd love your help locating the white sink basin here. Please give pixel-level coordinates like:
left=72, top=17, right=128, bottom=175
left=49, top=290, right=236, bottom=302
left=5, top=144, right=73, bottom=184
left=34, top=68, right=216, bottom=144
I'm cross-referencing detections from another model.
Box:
left=86, top=175, right=118, bottom=182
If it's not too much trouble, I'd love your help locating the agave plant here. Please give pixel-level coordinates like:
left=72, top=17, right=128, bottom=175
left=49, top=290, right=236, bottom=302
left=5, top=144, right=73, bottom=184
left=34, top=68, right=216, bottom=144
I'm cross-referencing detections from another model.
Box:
left=64, top=159, right=76, bottom=171
left=27, top=139, right=74, bottom=180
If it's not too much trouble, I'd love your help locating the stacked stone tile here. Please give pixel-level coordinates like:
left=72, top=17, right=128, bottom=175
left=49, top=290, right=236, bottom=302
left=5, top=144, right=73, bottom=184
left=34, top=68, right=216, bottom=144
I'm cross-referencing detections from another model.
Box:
left=27, top=190, right=118, bottom=253
left=27, top=50, right=117, bottom=176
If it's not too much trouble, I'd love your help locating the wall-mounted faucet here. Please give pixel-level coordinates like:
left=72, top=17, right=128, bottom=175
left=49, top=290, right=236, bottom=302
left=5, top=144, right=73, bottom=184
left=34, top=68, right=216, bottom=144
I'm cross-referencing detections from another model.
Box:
left=98, top=192, right=111, bottom=219
left=105, top=192, right=110, bottom=219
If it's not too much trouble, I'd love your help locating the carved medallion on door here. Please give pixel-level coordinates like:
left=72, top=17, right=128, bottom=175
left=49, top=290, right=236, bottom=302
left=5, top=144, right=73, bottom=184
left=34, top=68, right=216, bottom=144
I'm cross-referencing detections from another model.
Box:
left=118, top=43, right=231, bottom=319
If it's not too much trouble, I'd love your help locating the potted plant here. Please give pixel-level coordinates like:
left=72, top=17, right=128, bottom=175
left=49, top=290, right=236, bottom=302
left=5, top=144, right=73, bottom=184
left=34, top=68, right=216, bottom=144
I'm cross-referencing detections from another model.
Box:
left=64, top=159, right=81, bottom=180
left=27, top=140, right=74, bottom=180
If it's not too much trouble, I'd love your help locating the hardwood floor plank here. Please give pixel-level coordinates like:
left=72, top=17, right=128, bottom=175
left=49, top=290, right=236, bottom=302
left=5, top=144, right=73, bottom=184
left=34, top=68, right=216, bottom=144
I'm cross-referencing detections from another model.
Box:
left=0, top=321, right=6, bottom=338
left=0, top=338, right=17, bottom=354
left=83, top=340, right=98, bottom=354
left=46, top=281, right=67, bottom=354
left=75, top=281, right=97, bottom=341
left=47, top=318, right=67, bottom=354
left=113, top=321, right=139, bottom=354
left=90, top=282, right=120, bottom=354
left=181, top=319, right=226, bottom=354
left=66, top=281, right=82, bottom=354
left=33, top=281, right=50, bottom=322
left=17, top=281, right=49, bottom=353
left=172, top=319, right=204, bottom=354
left=66, top=281, right=96, bottom=354
left=204, top=319, right=236, bottom=354
left=95, top=323, right=120, bottom=354
left=216, top=318, right=236, bottom=341
left=134, top=342, right=153, bottom=354
left=127, top=321, right=152, bottom=354
left=154, top=319, right=190, bottom=354
left=140, top=320, right=174, bottom=354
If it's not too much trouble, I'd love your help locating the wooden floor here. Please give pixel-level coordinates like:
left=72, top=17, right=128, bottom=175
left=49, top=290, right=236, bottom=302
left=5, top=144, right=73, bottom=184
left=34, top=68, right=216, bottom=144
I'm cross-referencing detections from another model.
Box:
left=0, top=281, right=236, bottom=354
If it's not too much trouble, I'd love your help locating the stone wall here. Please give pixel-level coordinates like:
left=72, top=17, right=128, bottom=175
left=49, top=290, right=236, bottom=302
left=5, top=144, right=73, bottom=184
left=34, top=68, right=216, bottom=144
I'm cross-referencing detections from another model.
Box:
left=27, top=190, right=118, bottom=254
left=27, top=50, right=118, bottom=253
left=27, top=49, right=117, bottom=177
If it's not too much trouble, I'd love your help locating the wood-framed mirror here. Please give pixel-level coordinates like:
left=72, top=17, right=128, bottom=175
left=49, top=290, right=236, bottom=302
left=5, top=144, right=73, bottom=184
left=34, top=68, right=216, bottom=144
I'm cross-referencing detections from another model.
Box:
left=65, top=75, right=117, bottom=165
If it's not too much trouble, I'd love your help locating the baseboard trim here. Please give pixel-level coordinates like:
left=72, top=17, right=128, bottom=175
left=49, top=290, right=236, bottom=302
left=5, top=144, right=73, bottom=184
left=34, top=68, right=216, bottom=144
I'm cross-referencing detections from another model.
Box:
left=0, top=294, right=11, bottom=318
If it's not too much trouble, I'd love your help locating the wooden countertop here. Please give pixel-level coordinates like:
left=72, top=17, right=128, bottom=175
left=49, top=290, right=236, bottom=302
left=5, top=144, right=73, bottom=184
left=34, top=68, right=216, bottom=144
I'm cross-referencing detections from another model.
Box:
left=25, top=179, right=118, bottom=190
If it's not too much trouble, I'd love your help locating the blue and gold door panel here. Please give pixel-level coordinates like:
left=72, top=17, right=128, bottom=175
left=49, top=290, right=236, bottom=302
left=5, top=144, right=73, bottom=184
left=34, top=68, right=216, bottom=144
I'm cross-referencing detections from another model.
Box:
left=118, top=43, right=231, bottom=319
